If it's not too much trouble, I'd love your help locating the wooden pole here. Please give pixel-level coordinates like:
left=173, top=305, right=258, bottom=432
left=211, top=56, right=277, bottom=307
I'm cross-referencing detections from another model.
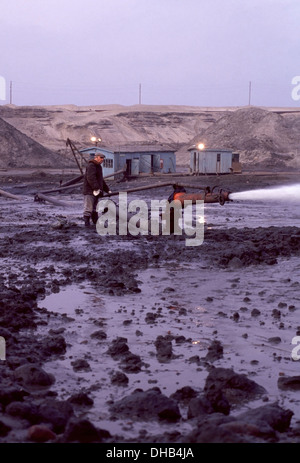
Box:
left=66, top=138, right=86, bottom=175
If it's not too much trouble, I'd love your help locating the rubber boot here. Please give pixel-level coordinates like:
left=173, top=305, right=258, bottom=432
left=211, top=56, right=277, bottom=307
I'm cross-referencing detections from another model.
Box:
left=84, top=216, right=90, bottom=227
left=91, top=210, right=99, bottom=225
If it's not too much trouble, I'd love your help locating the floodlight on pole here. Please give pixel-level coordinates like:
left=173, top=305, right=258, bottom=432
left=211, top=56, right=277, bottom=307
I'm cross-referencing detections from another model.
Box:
left=197, top=143, right=205, bottom=150
left=91, top=136, right=102, bottom=146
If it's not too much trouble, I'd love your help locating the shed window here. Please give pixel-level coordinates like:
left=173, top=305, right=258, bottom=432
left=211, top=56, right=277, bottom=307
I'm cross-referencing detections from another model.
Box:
left=217, top=153, right=221, bottom=162
left=103, top=159, right=113, bottom=168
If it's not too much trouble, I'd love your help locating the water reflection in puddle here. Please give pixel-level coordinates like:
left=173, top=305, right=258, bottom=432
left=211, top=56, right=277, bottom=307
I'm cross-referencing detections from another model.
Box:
left=39, top=285, right=101, bottom=315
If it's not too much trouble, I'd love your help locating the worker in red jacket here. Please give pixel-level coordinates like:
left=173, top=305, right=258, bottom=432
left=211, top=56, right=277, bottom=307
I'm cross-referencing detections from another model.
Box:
left=83, top=152, right=111, bottom=227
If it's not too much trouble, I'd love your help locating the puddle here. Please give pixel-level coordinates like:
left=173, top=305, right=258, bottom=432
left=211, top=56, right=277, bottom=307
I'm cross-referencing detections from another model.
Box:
left=37, top=256, right=300, bottom=439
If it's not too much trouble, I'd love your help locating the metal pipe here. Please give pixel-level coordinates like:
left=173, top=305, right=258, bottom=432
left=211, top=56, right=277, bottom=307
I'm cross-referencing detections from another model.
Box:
left=60, top=174, right=84, bottom=188
left=0, top=189, right=24, bottom=201
left=34, top=193, right=75, bottom=207
left=173, top=189, right=231, bottom=206
left=104, top=181, right=175, bottom=197
left=39, top=169, right=126, bottom=195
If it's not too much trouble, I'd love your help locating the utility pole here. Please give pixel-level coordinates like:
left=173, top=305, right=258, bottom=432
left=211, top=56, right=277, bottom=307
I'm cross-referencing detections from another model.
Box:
left=10, top=81, right=12, bottom=104
left=139, top=83, right=141, bottom=104
left=248, top=81, right=252, bottom=106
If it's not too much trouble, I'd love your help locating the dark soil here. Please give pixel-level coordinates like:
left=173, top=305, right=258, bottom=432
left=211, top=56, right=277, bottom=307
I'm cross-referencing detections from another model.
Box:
left=0, top=170, right=299, bottom=444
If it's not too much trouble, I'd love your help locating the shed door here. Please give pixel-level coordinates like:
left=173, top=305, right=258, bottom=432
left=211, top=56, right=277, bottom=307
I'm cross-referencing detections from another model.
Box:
left=168, top=155, right=176, bottom=173
left=216, top=153, right=221, bottom=174
left=126, top=159, right=132, bottom=175
left=152, top=154, right=161, bottom=172
left=140, top=155, right=152, bottom=173
left=131, top=158, right=140, bottom=175
left=193, top=152, right=197, bottom=173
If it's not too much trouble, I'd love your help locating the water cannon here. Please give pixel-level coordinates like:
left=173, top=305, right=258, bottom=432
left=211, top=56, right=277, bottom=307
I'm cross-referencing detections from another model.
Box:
left=169, top=184, right=232, bottom=206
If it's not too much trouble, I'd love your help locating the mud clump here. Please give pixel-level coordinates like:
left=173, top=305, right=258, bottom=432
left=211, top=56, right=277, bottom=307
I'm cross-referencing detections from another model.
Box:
left=90, top=330, right=107, bottom=341
left=101, top=260, right=142, bottom=295
left=27, top=425, right=56, bottom=443
left=13, top=364, right=55, bottom=389
left=204, top=340, right=224, bottom=362
left=41, top=335, right=67, bottom=356
left=62, top=418, right=111, bottom=443
left=107, top=337, right=143, bottom=373
left=206, top=227, right=300, bottom=267
left=109, top=387, right=181, bottom=422
left=155, top=335, right=173, bottom=362
left=67, top=392, right=94, bottom=406
left=107, top=337, right=130, bottom=359
left=204, top=367, right=266, bottom=406
left=110, top=371, right=129, bottom=386
left=236, top=403, right=293, bottom=434
left=0, top=282, right=39, bottom=331
left=71, top=359, right=91, bottom=372
left=187, top=395, right=215, bottom=418
left=277, top=376, right=300, bottom=391
left=119, top=352, right=143, bottom=373
left=0, top=421, right=11, bottom=437
left=36, top=399, right=74, bottom=433
left=184, top=403, right=293, bottom=443
left=170, top=386, right=198, bottom=405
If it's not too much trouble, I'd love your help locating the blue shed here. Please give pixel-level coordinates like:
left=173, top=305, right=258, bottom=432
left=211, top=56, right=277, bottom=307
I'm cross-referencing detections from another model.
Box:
left=112, top=145, right=176, bottom=176
left=188, top=146, right=238, bottom=174
left=79, top=144, right=177, bottom=177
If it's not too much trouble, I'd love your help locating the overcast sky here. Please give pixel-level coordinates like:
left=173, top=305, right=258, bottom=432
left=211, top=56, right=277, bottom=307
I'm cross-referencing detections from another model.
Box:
left=1, top=0, right=300, bottom=107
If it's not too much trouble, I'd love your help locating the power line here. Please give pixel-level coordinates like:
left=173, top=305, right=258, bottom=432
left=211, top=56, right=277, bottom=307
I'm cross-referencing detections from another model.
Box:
left=248, top=81, right=252, bottom=105
left=5, top=79, right=295, bottom=107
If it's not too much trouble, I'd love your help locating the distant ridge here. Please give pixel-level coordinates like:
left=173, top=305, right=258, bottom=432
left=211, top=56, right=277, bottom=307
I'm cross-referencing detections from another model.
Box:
left=0, top=104, right=299, bottom=169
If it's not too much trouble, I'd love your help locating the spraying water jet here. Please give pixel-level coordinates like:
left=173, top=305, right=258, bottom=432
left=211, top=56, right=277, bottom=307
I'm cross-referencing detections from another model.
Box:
left=229, top=184, right=300, bottom=203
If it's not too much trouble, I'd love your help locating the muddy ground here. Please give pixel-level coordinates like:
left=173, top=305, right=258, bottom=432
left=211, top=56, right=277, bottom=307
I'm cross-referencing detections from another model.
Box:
left=0, top=169, right=300, bottom=445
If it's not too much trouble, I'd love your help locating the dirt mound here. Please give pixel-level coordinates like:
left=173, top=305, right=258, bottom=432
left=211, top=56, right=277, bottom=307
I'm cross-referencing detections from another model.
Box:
left=0, top=104, right=218, bottom=158
left=0, top=117, right=72, bottom=169
left=184, top=107, right=300, bottom=169
left=1, top=104, right=300, bottom=170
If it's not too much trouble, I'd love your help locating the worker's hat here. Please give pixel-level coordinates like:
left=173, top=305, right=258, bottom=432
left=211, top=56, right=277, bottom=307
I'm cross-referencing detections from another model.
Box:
left=90, top=151, right=106, bottom=159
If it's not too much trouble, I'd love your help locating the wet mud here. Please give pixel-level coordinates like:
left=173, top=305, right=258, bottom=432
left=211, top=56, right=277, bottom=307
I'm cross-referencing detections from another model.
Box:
left=0, top=171, right=300, bottom=443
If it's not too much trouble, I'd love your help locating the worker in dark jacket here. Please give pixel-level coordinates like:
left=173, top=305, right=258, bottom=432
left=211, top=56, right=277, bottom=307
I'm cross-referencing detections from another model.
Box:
left=83, top=152, right=111, bottom=227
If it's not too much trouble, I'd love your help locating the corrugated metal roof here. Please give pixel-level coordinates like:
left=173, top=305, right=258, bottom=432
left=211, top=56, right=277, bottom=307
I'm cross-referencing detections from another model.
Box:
left=188, top=145, right=233, bottom=152
left=80, top=144, right=176, bottom=154
left=79, top=146, right=114, bottom=154
left=110, top=144, right=176, bottom=153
